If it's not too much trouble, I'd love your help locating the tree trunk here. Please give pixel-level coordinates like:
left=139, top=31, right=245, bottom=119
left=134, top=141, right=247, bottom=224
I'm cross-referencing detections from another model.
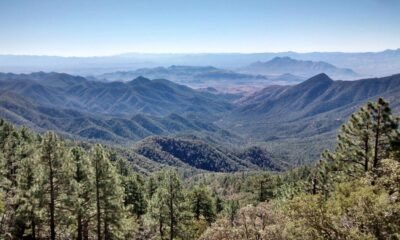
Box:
left=77, top=214, right=82, bottom=240
left=159, top=215, right=164, bottom=239
left=104, top=217, right=110, bottom=240
left=95, top=161, right=102, bottom=240
left=31, top=214, right=36, bottom=240
left=312, top=178, right=317, bottom=195
left=373, top=108, right=382, bottom=169
left=83, top=221, right=89, bottom=240
left=49, top=157, right=56, bottom=240
left=195, top=197, right=200, bottom=220
left=169, top=182, right=174, bottom=240
left=364, top=133, right=369, bottom=172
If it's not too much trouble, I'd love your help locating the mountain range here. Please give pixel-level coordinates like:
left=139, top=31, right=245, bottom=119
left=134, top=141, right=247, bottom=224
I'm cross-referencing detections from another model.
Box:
left=0, top=71, right=399, bottom=168
left=96, top=65, right=267, bottom=83
left=241, top=57, right=358, bottom=79
left=222, top=73, right=400, bottom=139
left=1, top=49, right=399, bottom=77
left=0, top=72, right=233, bottom=117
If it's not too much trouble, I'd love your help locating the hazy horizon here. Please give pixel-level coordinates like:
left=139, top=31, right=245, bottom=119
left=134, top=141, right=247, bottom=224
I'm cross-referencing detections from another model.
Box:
left=0, top=48, right=399, bottom=58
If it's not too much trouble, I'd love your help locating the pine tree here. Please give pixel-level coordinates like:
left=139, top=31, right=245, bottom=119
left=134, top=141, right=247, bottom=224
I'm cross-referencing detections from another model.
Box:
left=369, top=98, right=399, bottom=169
left=147, top=175, right=158, bottom=199
left=309, top=152, right=332, bottom=198
left=188, top=186, right=216, bottom=224
left=91, top=144, right=125, bottom=240
left=150, top=170, right=187, bottom=240
left=123, top=174, right=147, bottom=218
left=39, top=132, right=72, bottom=240
left=0, top=122, right=40, bottom=237
left=214, top=195, right=224, bottom=215
left=335, top=98, right=400, bottom=177
left=258, top=174, right=274, bottom=202
left=336, top=105, right=373, bottom=175
left=70, top=147, right=95, bottom=240
left=15, top=135, right=44, bottom=240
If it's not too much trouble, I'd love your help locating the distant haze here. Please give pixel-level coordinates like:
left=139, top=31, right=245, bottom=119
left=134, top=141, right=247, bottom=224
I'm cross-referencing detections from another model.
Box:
left=1, top=50, right=400, bottom=78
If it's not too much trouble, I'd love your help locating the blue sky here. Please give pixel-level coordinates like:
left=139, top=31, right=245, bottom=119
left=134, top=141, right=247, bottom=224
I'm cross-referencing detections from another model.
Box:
left=0, top=0, right=399, bottom=56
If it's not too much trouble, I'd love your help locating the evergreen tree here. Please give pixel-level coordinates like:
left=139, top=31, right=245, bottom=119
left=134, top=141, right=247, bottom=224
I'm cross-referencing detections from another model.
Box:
left=150, top=170, right=187, bottom=240
left=258, top=174, right=274, bottom=202
left=309, top=154, right=332, bottom=198
left=123, top=174, right=147, bottom=218
left=336, top=98, right=400, bottom=177
left=15, top=139, right=45, bottom=240
left=91, top=144, right=125, bottom=240
left=188, top=186, right=216, bottom=224
left=336, top=105, right=373, bottom=175
left=70, top=147, right=95, bottom=240
left=226, top=200, right=239, bottom=226
left=369, top=98, right=399, bottom=169
left=214, top=196, right=224, bottom=215
left=146, top=175, right=158, bottom=199
left=39, top=132, right=72, bottom=240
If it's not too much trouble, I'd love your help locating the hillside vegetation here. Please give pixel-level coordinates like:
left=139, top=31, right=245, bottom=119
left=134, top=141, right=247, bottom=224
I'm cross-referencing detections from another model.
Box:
left=1, top=72, right=400, bottom=166
left=0, top=98, right=399, bottom=239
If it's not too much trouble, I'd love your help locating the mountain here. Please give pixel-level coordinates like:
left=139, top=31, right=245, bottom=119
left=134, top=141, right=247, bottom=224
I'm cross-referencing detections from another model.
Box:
left=0, top=72, right=246, bottom=146
left=95, top=65, right=269, bottom=89
left=223, top=73, right=400, bottom=139
left=216, top=73, right=400, bottom=165
left=3, top=50, right=399, bottom=77
left=0, top=72, right=234, bottom=117
left=134, top=136, right=285, bottom=172
left=2, top=71, right=400, bottom=167
left=241, top=57, right=358, bottom=79
left=0, top=90, right=245, bottom=145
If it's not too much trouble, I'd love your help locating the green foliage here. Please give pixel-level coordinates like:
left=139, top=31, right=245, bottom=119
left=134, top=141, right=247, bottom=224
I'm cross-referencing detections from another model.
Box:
left=335, top=98, right=400, bottom=177
left=188, top=186, right=216, bottom=224
left=149, top=170, right=189, bottom=240
left=201, top=98, right=400, bottom=239
left=91, top=144, right=125, bottom=239
left=0, top=97, right=399, bottom=239
left=123, top=174, right=147, bottom=217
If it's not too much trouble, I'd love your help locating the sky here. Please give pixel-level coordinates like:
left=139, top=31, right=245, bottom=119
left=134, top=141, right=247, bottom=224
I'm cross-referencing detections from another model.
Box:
left=0, top=0, right=399, bottom=56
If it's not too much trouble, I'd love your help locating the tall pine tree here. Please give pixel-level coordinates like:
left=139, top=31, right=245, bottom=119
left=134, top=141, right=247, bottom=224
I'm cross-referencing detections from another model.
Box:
left=335, top=98, right=400, bottom=177
left=91, top=144, right=125, bottom=240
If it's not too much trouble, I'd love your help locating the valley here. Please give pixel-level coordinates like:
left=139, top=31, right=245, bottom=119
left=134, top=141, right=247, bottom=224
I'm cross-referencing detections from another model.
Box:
left=1, top=70, right=399, bottom=169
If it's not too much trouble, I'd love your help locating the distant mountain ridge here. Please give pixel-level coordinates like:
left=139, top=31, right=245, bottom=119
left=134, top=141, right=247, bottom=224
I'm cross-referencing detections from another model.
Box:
left=2, top=49, right=399, bottom=77
left=0, top=72, right=242, bottom=146
left=241, top=57, right=358, bottom=79
left=223, top=73, right=400, bottom=139
left=95, top=65, right=271, bottom=89
left=0, top=72, right=233, bottom=117
left=0, top=89, right=239, bottom=143
left=1, top=71, right=400, bottom=167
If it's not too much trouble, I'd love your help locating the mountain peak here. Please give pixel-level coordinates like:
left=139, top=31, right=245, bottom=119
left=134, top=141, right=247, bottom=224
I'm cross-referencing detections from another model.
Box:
left=129, top=76, right=151, bottom=85
left=300, top=73, right=333, bottom=86
left=244, top=57, right=356, bottom=79
left=270, top=56, right=295, bottom=62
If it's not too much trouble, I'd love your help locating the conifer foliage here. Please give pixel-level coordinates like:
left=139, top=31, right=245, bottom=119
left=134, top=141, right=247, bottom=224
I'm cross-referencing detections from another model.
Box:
left=0, top=97, right=399, bottom=239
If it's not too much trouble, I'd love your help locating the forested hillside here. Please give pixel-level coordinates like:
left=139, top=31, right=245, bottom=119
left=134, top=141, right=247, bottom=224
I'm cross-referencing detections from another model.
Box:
left=1, top=72, right=400, bottom=166
left=0, top=98, right=399, bottom=239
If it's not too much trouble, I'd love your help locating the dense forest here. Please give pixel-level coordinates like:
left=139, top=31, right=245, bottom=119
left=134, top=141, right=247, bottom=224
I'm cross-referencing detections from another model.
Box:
left=0, top=98, right=399, bottom=239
